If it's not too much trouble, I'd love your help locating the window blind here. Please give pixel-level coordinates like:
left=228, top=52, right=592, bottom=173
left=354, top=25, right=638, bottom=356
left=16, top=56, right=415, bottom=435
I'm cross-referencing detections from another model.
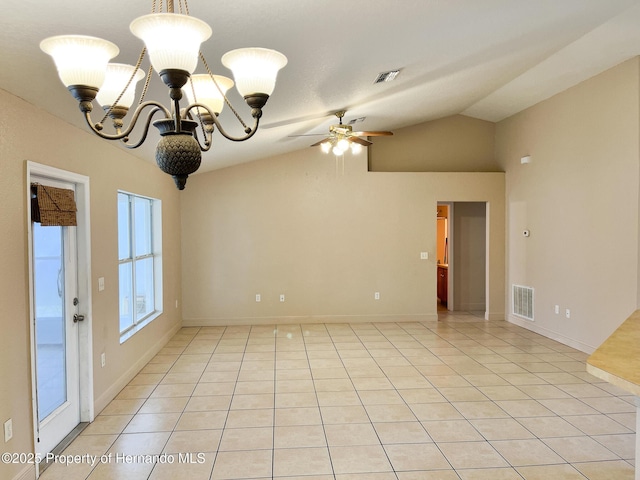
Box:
left=31, top=183, right=77, bottom=226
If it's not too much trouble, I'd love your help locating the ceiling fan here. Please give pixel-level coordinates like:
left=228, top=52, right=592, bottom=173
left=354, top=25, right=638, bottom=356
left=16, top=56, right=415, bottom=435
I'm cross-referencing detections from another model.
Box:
left=306, top=110, right=393, bottom=156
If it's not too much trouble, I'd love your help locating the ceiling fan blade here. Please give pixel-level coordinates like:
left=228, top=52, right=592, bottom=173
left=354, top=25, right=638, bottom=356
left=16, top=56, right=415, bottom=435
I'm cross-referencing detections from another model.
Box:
left=310, top=137, right=332, bottom=147
left=287, top=133, right=327, bottom=137
left=351, top=131, right=394, bottom=137
left=349, top=136, right=373, bottom=146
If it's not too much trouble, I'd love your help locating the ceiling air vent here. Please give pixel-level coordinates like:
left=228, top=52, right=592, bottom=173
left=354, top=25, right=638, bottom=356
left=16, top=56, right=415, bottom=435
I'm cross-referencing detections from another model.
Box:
left=374, top=69, right=400, bottom=84
left=512, top=285, right=534, bottom=321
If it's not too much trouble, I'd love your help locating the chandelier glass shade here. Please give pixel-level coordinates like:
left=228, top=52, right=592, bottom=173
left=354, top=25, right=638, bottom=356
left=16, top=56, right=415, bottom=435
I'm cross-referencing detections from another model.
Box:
left=184, top=74, right=234, bottom=116
left=221, top=48, right=288, bottom=98
left=40, top=1, right=287, bottom=190
left=40, top=35, right=120, bottom=89
left=96, top=64, right=146, bottom=109
left=129, top=13, right=211, bottom=74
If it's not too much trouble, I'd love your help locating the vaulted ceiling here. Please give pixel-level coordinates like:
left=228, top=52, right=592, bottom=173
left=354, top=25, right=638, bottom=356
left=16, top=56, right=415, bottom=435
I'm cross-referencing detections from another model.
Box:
left=3, top=0, right=640, bottom=172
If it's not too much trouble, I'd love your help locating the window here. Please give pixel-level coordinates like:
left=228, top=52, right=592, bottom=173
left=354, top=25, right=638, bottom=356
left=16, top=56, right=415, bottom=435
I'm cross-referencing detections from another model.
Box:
left=118, top=191, right=162, bottom=341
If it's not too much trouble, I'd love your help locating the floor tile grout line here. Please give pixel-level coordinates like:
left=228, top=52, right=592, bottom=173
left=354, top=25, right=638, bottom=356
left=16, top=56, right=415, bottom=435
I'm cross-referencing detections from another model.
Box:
left=300, top=322, right=340, bottom=480
left=48, top=318, right=638, bottom=480
left=323, top=322, right=403, bottom=477
left=378, top=320, right=630, bottom=476
left=370, top=321, right=461, bottom=476
left=422, top=322, right=596, bottom=475
left=269, top=324, right=279, bottom=480
left=151, top=326, right=218, bottom=480
left=463, top=323, right=631, bottom=468
left=105, top=326, right=203, bottom=480
left=206, top=324, right=251, bottom=480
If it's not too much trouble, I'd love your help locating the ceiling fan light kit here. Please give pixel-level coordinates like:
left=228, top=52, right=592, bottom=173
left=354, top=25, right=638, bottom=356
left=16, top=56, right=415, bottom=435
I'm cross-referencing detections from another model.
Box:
left=40, top=0, right=287, bottom=190
left=313, top=111, right=393, bottom=157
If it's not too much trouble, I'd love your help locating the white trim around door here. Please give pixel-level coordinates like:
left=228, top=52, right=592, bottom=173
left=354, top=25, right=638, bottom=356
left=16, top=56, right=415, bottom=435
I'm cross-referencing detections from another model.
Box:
left=26, top=162, right=94, bottom=478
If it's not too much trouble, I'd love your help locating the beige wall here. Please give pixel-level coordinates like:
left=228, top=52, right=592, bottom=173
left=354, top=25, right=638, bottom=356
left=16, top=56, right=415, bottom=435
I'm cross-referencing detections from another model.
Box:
left=180, top=149, right=505, bottom=325
left=495, top=58, right=640, bottom=352
left=369, top=114, right=498, bottom=172
left=0, top=89, right=182, bottom=479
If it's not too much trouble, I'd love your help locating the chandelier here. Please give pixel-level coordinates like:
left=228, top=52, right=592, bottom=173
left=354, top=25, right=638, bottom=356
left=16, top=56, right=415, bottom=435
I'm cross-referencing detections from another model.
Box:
left=40, top=0, right=287, bottom=189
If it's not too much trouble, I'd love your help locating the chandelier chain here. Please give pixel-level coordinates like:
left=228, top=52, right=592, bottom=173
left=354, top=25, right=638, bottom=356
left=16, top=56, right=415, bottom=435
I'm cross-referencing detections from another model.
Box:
left=199, top=52, right=248, bottom=130
left=138, top=58, right=153, bottom=105
left=176, top=0, right=188, bottom=15
left=98, top=48, right=150, bottom=126
left=187, top=77, right=207, bottom=140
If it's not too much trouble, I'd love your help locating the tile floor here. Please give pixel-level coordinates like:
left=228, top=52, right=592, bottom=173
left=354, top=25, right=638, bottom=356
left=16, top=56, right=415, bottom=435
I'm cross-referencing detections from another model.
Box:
left=41, top=312, right=636, bottom=479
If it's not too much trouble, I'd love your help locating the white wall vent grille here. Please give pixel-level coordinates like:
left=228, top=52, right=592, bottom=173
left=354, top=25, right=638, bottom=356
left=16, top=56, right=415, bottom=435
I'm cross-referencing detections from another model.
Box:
left=512, top=284, right=534, bottom=321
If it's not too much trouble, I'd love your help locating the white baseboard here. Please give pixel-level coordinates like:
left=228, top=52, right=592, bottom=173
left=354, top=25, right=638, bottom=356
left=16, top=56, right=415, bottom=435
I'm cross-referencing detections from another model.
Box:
left=457, top=302, right=486, bottom=311
left=93, top=323, right=182, bottom=414
left=183, top=313, right=438, bottom=327
left=13, top=464, right=35, bottom=480
left=507, top=314, right=596, bottom=353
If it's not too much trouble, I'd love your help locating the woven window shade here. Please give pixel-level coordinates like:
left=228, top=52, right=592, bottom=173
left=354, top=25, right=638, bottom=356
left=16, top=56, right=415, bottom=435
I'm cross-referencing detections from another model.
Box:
left=31, top=183, right=77, bottom=226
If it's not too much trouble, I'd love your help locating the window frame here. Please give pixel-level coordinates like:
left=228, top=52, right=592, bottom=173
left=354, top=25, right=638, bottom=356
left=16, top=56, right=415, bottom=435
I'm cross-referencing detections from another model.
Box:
left=117, top=190, right=163, bottom=343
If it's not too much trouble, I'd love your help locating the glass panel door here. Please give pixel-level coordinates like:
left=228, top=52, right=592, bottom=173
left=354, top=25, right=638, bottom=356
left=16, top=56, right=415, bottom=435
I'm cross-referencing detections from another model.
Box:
left=31, top=176, right=80, bottom=458
left=33, top=223, right=67, bottom=420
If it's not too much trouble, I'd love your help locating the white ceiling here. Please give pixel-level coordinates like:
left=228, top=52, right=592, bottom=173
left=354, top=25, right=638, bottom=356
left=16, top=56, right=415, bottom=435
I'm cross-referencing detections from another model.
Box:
left=3, top=0, right=640, bottom=173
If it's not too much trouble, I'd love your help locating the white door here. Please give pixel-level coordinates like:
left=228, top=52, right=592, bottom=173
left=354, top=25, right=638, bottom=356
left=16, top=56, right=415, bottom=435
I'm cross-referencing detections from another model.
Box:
left=31, top=177, right=81, bottom=457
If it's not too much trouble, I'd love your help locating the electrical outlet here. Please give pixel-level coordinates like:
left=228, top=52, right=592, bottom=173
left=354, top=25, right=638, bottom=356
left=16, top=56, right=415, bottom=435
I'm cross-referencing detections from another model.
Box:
left=256, top=294, right=261, bottom=302
left=565, top=309, right=571, bottom=319
left=98, top=277, right=105, bottom=291
left=554, top=305, right=559, bottom=314
left=101, top=352, right=106, bottom=368
left=4, top=419, right=13, bottom=442
left=374, top=292, right=380, bottom=300
left=280, top=294, right=285, bottom=302
left=420, top=252, right=429, bottom=260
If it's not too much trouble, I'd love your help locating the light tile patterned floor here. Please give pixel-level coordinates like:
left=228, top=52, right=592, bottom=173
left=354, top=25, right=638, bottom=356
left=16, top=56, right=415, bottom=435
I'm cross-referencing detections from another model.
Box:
left=41, top=312, right=636, bottom=479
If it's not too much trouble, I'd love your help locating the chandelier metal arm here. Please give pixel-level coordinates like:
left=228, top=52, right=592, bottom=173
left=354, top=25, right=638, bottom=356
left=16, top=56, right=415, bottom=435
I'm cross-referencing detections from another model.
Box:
left=120, top=107, right=166, bottom=149
left=192, top=128, right=213, bottom=152
left=182, top=108, right=213, bottom=152
left=185, top=103, right=260, bottom=142
left=82, top=100, right=172, bottom=142
left=212, top=112, right=260, bottom=142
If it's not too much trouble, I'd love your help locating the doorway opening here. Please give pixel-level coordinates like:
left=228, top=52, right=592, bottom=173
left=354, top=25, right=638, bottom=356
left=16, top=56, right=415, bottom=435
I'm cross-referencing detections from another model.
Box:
left=27, top=162, right=93, bottom=477
left=437, top=202, right=487, bottom=317
left=436, top=204, right=450, bottom=311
